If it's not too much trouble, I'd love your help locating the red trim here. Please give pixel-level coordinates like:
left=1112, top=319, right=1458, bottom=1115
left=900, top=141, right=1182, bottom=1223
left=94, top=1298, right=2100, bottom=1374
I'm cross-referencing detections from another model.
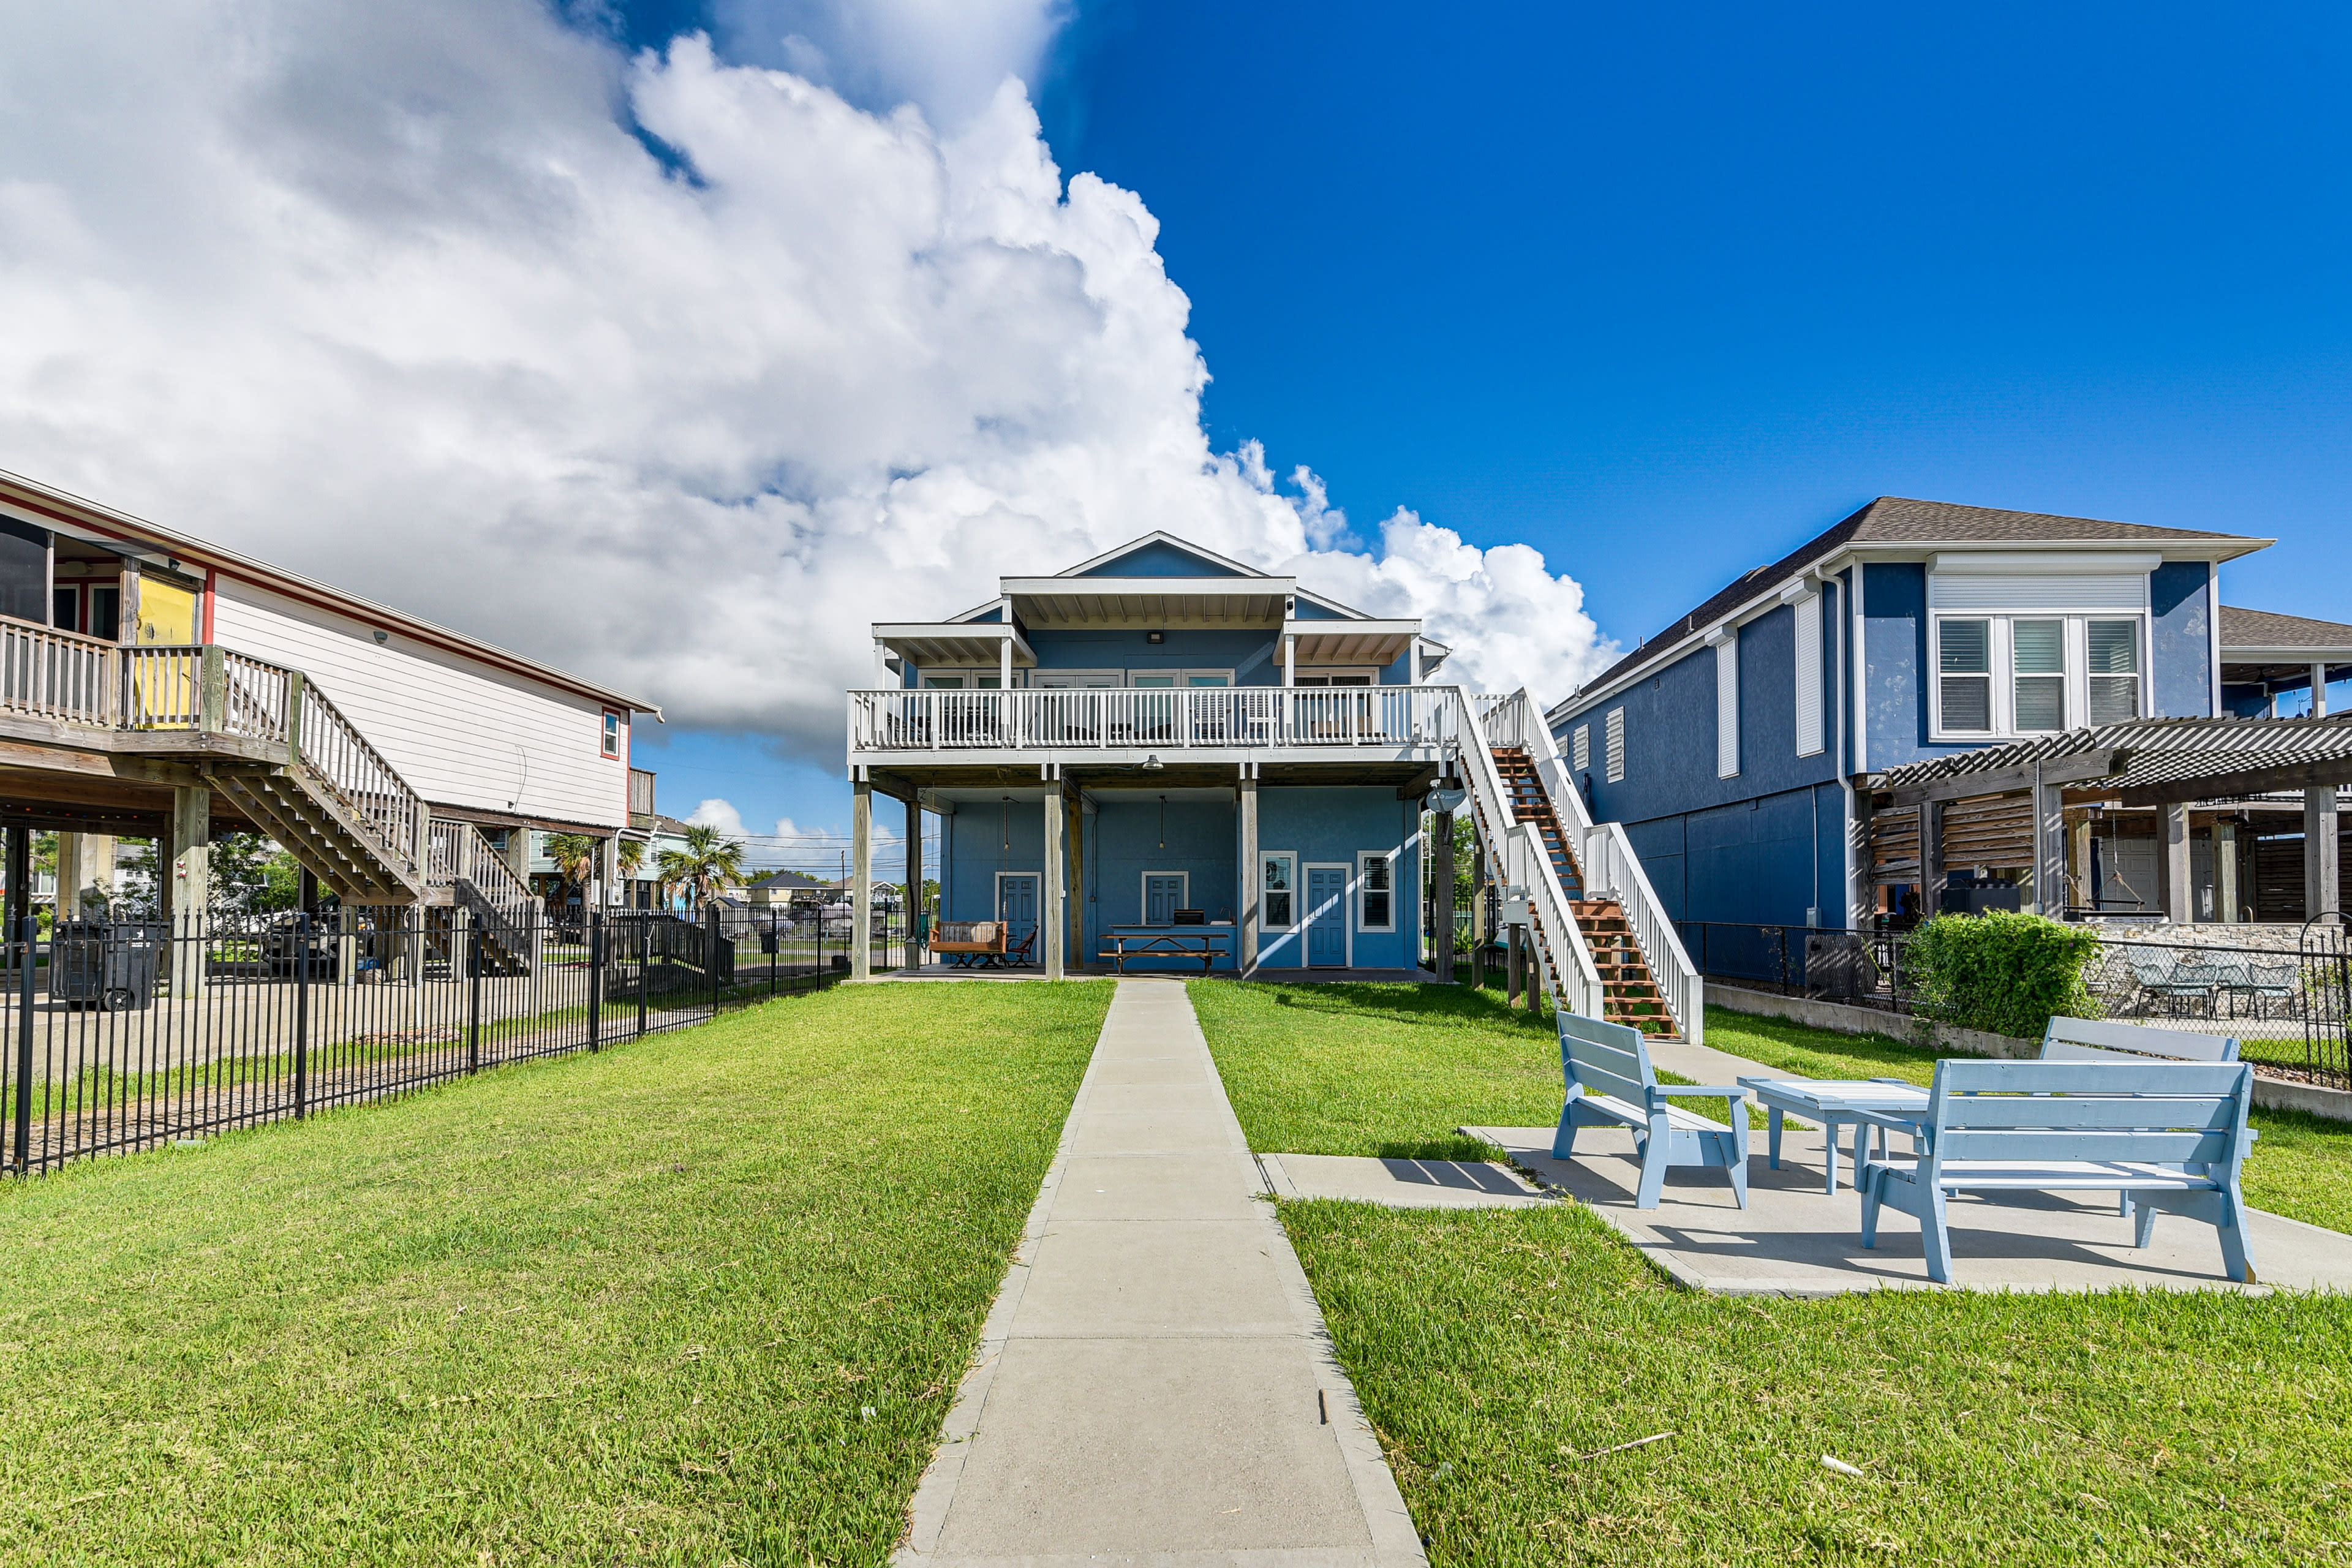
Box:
left=0, top=484, right=644, bottom=710
left=201, top=567, right=216, bottom=644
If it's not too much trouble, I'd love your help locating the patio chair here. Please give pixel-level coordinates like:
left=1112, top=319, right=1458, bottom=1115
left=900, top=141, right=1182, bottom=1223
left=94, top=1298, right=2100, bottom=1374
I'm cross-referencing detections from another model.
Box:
left=2119, top=948, right=2213, bottom=1016
left=999, top=925, right=1038, bottom=968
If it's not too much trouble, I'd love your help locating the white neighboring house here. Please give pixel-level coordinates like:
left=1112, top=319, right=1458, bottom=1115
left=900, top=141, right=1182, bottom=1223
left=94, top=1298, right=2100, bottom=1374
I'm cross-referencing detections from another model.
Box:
left=0, top=468, right=658, bottom=929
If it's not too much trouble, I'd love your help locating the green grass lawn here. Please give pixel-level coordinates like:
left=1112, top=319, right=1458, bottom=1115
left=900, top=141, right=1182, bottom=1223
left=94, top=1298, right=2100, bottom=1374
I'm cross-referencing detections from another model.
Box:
left=1705, top=1007, right=2352, bottom=1237
left=1189, top=978, right=1561, bottom=1160
left=1199, top=980, right=2352, bottom=1567
left=0, top=979, right=1110, bottom=1566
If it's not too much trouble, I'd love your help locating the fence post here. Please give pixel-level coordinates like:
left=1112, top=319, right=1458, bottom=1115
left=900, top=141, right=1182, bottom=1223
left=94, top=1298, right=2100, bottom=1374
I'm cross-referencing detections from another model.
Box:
left=769, top=907, right=778, bottom=1000
left=636, top=916, right=649, bottom=1038
left=12, top=917, right=32, bottom=1173
left=466, top=916, right=483, bottom=1073
left=706, top=905, right=722, bottom=1015
left=293, top=911, right=311, bottom=1119
left=587, top=912, right=603, bottom=1053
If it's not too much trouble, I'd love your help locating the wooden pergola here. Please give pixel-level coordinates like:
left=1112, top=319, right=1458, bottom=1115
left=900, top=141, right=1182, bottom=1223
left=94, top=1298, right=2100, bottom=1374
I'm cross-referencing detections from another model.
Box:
left=1866, top=714, right=2352, bottom=923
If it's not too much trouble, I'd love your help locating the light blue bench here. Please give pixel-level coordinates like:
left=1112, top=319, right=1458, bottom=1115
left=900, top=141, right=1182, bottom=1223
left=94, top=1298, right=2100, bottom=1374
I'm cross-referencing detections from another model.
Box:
left=1855, top=1058, right=2258, bottom=1284
left=2040, top=1014, right=2239, bottom=1066
left=1553, top=1009, right=1749, bottom=1209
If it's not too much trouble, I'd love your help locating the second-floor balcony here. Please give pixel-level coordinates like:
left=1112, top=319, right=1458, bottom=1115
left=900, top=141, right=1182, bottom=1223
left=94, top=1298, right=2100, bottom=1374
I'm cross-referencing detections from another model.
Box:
left=849, top=685, right=1465, bottom=761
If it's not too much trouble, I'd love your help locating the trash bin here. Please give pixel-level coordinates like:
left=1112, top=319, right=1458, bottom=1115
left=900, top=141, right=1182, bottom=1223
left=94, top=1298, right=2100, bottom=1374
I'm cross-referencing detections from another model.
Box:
left=51, top=921, right=160, bottom=1011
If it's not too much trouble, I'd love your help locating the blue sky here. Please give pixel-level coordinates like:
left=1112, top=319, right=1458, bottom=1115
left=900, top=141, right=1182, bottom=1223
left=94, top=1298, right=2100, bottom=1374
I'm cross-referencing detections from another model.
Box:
left=621, top=1, right=2352, bottom=856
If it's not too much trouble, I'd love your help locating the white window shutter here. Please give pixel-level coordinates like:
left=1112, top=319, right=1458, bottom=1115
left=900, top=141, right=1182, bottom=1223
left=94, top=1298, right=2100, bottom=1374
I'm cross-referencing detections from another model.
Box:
left=1572, top=724, right=1589, bottom=772
left=1793, top=592, right=1823, bottom=756
left=1712, top=631, right=1740, bottom=778
left=1604, top=707, right=1625, bottom=783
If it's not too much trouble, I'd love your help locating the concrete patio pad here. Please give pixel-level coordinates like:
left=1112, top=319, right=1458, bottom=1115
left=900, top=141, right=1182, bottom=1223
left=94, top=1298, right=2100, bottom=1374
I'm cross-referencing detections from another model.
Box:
left=1466, top=1123, right=2352, bottom=1296
left=896, top=980, right=1425, bottom=1568
left=1261, top=1153, right=1556, bottom=1210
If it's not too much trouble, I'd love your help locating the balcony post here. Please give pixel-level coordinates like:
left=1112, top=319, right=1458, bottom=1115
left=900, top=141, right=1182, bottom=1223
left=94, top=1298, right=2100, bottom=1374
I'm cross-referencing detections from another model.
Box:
left=1042, top=784, right=1065, bottom=981
left=1238, top=771, right=1259, bottom=974
left=198, top=644, right=227, bottom=734
left=1433, top=804, right=1454, bottom=982
left=903, top=795, right=924, bottom=972
left=998, top=636, right=1012, bottom=691
left=851, top=780, right=872, bottom=981
left=2313, top=663, right=2329, bottom=717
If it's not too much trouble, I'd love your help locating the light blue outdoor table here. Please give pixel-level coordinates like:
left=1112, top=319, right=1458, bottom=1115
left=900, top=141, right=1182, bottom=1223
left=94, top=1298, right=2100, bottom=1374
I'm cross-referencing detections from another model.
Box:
left=1736, top=1077, right=1929, bottom=1193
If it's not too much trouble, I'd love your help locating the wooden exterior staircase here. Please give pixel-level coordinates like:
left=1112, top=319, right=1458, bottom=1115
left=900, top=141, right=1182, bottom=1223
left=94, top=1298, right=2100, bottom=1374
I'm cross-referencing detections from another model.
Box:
left=1492, top=748, right=1678, bottom=1039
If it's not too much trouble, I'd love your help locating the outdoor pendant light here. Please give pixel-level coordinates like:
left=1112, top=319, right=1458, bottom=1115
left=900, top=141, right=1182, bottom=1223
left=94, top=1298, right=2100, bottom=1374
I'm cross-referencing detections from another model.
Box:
left=1140, top=754, right=1164, bottom=772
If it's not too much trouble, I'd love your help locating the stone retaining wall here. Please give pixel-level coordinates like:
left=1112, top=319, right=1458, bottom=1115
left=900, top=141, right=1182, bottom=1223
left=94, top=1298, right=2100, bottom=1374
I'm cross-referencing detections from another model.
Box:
left=1707, top=981, right=2352, bottom=1125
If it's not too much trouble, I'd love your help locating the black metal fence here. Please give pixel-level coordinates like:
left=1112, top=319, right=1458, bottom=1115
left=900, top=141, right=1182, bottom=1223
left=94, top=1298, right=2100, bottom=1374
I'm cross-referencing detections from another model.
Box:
left=0, top=902, right=918, bottom=1177
left=1678, top=922, right=1913, bottom=1008
left=1681, top=915, right=2352, bottom=1090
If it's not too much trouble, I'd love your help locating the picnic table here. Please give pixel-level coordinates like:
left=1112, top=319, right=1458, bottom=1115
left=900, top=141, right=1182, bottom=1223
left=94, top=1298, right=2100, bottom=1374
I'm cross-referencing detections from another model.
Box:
left=1737, top=1077, right=1930, bottom=1193
left=1100, top=926, right=1234, bottom=973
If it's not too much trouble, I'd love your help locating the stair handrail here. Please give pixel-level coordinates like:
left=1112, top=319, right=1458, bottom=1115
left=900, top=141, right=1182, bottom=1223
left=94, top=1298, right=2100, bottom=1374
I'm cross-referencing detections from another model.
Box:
left=1583, top=820, right=1705, bottom=1046
left=1448, top=686, right=1605, bottom=1019
left=431, top=819, right=536, bottom=910
left=288, top=678, right=423, bottom=885
left=1512, top=687, right=1705, bottom=1047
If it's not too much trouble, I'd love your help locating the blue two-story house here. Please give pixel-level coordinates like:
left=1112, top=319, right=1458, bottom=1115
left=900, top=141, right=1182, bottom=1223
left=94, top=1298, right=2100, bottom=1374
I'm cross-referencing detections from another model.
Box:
left=843, top=535, right=1454, bottom=976
left=1542, top=496, right=2350, bottom=938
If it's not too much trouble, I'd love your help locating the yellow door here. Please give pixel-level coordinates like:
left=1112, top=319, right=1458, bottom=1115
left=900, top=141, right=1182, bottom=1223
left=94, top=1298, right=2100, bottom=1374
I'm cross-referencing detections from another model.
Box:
left=132, top=578, right=199, bottom=726
left=137, top=579, right=195, bottom=644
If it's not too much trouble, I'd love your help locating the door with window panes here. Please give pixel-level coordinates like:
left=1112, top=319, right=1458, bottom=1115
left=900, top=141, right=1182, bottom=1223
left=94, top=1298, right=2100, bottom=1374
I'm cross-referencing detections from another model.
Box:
left=1935, top=614, right=2143, bottom=738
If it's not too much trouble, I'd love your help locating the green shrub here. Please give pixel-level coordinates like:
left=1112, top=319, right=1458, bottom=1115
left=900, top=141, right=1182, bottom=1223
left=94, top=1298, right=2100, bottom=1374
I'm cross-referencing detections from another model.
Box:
left=1904, top=909, right=2099, bottom=1039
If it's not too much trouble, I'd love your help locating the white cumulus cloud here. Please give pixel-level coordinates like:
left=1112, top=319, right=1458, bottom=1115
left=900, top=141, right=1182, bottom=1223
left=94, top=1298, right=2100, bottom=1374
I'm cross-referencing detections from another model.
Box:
left=0, top=0, right=1616, bottom=766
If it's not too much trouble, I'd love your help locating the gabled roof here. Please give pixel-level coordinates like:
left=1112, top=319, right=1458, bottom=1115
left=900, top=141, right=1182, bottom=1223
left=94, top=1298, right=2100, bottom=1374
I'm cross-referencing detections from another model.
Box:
left=752, top=868, right=826, bottom=891
left=1559, top=497, right=2272, bottom=712
left=1057, top=532, right=1261, bottom=579
left=2220, top=605, right=2352, bottom=655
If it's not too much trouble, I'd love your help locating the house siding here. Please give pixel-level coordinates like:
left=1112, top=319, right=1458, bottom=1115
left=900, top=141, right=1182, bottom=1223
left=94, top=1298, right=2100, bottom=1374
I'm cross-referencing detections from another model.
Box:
left=211, top=576, right=627, bottom=829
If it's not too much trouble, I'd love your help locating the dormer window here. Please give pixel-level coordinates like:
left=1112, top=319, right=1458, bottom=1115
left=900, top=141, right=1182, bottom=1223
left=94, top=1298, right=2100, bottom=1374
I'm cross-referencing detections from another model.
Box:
left=1932, top=614, right=2144, bottom=738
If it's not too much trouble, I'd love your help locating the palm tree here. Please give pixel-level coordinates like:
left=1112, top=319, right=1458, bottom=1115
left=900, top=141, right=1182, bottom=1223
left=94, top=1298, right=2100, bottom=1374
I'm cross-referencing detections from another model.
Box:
left=657, top=824, right=747, bottom=911
left=543, top=832, right=603, bottom=909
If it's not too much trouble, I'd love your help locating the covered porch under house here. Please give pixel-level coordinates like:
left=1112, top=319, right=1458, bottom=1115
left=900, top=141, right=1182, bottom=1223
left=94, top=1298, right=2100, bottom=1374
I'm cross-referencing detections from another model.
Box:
left=845, top=759, right=1435, bottom=980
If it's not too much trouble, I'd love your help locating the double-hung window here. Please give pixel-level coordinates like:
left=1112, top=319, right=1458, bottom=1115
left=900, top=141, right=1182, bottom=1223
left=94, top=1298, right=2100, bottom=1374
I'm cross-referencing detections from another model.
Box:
left=1261, top=853, right=1295, bottom=929
left=1932, top=615, right=2144, bottom=738
left=1356, top=851, right=1393, bottom=931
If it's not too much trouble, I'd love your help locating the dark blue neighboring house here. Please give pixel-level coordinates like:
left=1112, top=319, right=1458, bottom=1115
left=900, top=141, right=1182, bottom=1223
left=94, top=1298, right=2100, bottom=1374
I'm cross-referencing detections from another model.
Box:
left=1545, top=497, right=2350, bottom=940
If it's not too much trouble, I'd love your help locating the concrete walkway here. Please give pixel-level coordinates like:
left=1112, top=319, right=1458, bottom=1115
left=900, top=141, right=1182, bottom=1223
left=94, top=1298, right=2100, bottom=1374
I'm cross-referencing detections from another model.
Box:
left=896, top=979, right=1425, bottom=1568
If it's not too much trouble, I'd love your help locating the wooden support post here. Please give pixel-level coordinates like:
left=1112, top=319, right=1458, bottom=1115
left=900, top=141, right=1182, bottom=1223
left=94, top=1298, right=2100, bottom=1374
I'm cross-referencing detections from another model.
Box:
left=1042, top=785, right=1065, bottom=981
left=1921, top=801, right=1946, bottom=921
left=2162, top=803, right=2192, bottom=924
left=904, top=796, right=923, bottom=971
left=2031, top=777, right=2068, bottom=918
left=2068, top=812, right=2091, bottom=917
left=53, top=832, right=80, bottom=924
left=850, top=780, right=872, bottom=981
left=1507, top=921, right=1526, bottom=1008
left=1470, top=824, right=1488, bottom=990
left=171, top=784, right=211, bottom=999
left=1238, top=774, right=1259, bottom=974
left=2216, top=819, right=2241, bottom=924
left=1065, top=787, right=1085, bottom=973
left=1433, top=808, right=1455, bottom=983
left=998, top=637, right=1012, bottom=691
left=2308, top=786, right=2341, bottom=919
left=2315, top=663, right=2331, bottom=718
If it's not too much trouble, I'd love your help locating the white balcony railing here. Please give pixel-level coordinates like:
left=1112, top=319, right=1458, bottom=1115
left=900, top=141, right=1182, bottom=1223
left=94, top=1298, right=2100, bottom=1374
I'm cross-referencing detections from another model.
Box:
left=849, top=685, right=1461, bottom=753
